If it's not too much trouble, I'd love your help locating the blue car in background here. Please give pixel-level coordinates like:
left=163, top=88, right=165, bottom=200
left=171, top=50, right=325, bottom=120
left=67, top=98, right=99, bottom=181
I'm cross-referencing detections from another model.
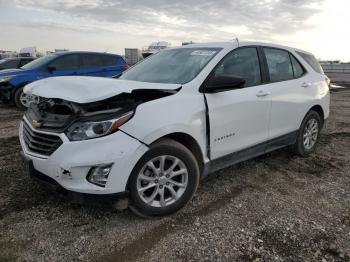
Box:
left=0, top=51, right=129, bottom=109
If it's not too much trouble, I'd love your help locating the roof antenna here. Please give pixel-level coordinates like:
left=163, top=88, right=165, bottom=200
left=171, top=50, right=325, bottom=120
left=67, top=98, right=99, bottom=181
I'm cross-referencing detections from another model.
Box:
left=235, top=37, right=240, bottom=47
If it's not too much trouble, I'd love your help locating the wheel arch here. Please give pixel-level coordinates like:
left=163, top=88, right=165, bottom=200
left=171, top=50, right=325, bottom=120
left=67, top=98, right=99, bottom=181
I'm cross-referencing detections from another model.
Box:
left=10, top=81, right=31, bottom=100
left=308, top=104, right=325, bottom=128
left=152, top=132, right=205, bottom=176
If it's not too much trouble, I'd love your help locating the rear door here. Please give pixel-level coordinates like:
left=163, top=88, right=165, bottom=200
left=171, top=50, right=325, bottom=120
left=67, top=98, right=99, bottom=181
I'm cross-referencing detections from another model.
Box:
left=102, top=55, right=126, bottom=77
left=205, top=47, right=271, bottom=159
left=261, top=47, right=311, bottom=140
left=79, top=54, right=106, bottom=77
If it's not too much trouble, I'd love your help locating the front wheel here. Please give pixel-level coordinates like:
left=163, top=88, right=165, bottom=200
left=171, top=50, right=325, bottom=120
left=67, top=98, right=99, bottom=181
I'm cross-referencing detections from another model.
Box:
left=13, top=87, right=39, bottom=110
left=292, top=110, right=322, bottom=156
left=128, top=139, right=199, bottom=217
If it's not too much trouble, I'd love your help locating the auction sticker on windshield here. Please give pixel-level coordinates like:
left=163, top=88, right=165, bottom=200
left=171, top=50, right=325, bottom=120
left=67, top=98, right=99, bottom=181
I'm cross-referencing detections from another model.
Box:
left=190, top=50, right=217, bottom=56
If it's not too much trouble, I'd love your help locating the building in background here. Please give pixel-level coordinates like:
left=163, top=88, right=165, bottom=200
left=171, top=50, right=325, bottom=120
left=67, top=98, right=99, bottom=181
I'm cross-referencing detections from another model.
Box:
left=0, top=50, right=17, bottom=59
left=142, top=41, right=171, bottom=58
left=125, top=48, right=142, bottom=65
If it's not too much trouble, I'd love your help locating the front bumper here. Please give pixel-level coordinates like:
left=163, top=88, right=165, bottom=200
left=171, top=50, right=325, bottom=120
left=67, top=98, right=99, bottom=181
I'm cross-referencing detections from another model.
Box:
left=19, top=117, right=149, bottom=195
left=20, top=151, right=129, bottom=204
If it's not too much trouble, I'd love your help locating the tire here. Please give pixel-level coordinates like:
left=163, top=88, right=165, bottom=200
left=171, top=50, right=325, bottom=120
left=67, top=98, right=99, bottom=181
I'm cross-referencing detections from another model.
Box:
left=292, top=110, right=322, bottom=156
left=128, top=139, right=200, bottom=217
left=13, top=87, right=27, bottom=110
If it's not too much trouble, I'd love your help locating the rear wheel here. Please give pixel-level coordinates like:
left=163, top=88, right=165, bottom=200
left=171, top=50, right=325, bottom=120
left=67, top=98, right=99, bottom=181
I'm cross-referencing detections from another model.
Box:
left=292, top=110, right=321, bottom=156
left=128, top=139, right=199, bottom=217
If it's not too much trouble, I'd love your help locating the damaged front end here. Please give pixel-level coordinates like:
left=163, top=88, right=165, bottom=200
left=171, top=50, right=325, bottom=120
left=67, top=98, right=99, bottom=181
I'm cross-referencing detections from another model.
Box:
left=24, top=88, right=180, bottom=141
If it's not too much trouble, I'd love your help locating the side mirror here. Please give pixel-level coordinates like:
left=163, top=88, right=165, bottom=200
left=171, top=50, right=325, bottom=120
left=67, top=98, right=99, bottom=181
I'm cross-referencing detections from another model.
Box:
left=204, top=75, right=246, bottom=93
left=46, top=65, right=56, bottom=73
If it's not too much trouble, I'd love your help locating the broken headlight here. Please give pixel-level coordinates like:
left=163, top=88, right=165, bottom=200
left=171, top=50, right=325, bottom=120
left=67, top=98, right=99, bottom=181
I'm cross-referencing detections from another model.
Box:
left=66, top=111, right=133, bottom=141
left=0, top=76, right=13, bottom=83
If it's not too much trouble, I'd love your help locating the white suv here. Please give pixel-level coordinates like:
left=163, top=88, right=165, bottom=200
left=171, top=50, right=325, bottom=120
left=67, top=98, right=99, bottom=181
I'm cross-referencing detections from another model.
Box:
left=20, top=42, right=330, bottom=217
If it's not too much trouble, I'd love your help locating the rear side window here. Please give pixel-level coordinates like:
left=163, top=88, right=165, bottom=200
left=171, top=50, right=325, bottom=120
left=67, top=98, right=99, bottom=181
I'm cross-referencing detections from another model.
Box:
left=290, top=55, right=305, bottom=78
left=102, top=55, right=117, bottom=66
left=264, top=48, right=293, bottom=82
left=81, top=54, right=104, bottom=68
left=214, top=47, right=262, bottom=87
left=296, top=51, right=323, bottom=74
left=49, top=55, right=80, bottom=70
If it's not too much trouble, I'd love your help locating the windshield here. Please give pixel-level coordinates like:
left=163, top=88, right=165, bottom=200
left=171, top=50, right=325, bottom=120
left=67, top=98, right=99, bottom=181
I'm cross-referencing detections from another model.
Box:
left=120, top=48, right=221, bottom=84
left=21, top=55, right=55, bottom=70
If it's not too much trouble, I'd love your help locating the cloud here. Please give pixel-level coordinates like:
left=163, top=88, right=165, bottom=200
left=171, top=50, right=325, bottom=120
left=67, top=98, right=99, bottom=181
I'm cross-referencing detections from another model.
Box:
left=10, top=0, right=325, bottom=43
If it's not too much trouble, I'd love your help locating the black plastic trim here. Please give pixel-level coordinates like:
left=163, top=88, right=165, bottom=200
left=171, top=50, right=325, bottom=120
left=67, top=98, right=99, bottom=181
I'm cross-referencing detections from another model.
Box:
left=203, top=131, right=298, bottom=176
left=203, top=94, right=211, bottom=159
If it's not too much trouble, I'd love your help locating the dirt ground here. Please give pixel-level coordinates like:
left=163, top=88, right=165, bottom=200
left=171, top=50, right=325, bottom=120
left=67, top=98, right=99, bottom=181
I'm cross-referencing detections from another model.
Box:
left=0, top=89, right=349, bottom=262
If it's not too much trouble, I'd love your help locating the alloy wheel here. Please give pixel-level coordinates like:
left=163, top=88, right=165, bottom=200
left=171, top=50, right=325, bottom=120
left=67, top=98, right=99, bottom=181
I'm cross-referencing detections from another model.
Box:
left=19, top=92, right=39, bottom=108
left=136, top=155, right=188, bottom=208
left=303, top=118, right=319, bottom=150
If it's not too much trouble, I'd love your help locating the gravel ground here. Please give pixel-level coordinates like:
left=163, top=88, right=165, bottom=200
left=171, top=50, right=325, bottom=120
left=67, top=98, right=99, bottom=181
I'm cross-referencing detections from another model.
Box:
left=0, top=89, right=350, bottom=262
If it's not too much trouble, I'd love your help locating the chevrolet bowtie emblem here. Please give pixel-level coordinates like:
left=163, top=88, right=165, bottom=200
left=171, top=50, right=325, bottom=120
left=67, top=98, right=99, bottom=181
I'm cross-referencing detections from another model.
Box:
left=31, top=120, right=42, bottom=128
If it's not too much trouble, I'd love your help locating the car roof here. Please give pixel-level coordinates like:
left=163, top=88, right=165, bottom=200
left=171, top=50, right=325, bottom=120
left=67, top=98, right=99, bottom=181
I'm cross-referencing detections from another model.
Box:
left=175, top=41, right=313, bottom=55
left=51, top=51, right=120, bottom=57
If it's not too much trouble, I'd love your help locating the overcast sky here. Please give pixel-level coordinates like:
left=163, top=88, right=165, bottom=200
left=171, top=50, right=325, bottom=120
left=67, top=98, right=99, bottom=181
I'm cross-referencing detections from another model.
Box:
left=0, top=0, right=349, bottom=61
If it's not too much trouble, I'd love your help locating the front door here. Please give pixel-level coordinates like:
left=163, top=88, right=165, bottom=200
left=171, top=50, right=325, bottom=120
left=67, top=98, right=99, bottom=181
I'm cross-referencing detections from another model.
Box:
left=205, top=47, right=271, bottom=159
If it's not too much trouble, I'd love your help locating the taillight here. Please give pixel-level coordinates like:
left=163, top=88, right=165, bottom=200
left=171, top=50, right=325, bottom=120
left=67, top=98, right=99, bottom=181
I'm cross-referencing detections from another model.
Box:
left=122, top=65, right=130, bottom=70
left=325, top=77, right=331, bottom=87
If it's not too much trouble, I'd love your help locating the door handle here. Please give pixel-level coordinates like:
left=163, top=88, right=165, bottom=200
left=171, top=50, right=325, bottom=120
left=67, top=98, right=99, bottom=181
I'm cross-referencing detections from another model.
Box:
left=301, top=82, right=311, bottom=88
left=256, top=90, right=271, bottom=97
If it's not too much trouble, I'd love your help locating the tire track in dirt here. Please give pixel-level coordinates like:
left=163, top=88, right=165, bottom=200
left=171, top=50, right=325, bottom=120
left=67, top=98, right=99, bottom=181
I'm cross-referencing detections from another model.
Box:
left=101, top=185, right=257, bottom=262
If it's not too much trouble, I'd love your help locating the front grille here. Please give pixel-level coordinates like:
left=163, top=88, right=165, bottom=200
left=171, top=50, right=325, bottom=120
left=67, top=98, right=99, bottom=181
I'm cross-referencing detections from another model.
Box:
left=22, top=120, right=63, bottom=156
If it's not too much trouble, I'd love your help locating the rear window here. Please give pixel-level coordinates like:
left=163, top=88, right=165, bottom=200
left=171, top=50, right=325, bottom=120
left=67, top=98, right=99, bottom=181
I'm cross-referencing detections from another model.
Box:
left=81, top=54, right=104, bottom=68
left=296, top=51, right=324, bottom=74
left=290, top=55, right=305, bottom=78
left=102, top=55, right=117, bottom=66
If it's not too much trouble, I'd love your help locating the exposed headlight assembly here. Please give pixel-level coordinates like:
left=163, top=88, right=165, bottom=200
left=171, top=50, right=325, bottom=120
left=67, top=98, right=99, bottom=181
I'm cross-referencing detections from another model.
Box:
left=0, top=76, right=13, bottom=83
left=66, top=111, right=134, bottom=141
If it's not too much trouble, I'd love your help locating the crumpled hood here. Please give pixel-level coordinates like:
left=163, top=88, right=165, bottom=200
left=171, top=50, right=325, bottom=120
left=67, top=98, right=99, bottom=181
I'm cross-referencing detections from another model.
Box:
left=24, top=76, right=181, bottom=103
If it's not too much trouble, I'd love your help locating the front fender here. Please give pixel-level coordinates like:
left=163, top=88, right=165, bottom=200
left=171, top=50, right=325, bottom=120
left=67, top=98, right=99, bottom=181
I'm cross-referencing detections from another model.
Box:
left=120, top=90, right=207, bottom=158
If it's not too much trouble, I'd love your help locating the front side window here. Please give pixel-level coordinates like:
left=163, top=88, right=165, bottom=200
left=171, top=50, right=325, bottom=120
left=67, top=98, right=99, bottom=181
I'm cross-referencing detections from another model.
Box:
left=120, top=48, right=221, bottom=84
left=48, top=55, right=80, bottom=71
left=214, top=47, right=262, bottom=87
left=264, top=48, right=294, bottom=82
left=21, top=55, right=55, bottom=70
